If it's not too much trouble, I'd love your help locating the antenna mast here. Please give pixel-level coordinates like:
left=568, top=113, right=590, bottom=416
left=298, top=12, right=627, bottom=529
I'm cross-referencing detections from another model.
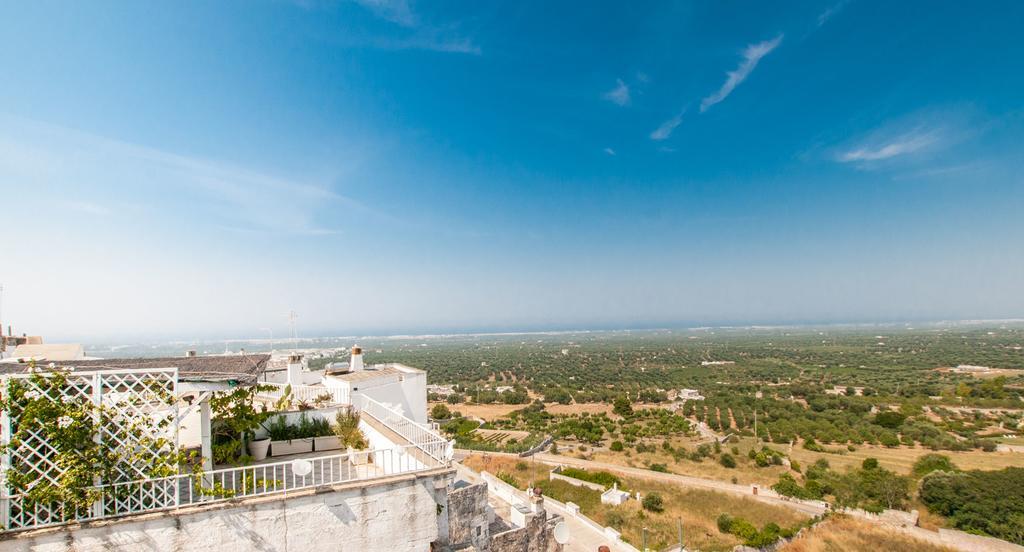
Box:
left=287, top=310, right=298, bottom=350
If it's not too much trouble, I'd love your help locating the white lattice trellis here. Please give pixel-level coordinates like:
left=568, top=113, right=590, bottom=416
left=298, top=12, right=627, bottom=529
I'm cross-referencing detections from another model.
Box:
left=0, top=368, right=179, bottom=530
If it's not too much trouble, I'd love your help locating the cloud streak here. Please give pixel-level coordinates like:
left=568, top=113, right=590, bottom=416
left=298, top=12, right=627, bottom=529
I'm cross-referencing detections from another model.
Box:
left=603, top=79, right=631, bottom=106
left=348, top=0, right=480, bottom=54
left=700, top=35, right=783, bottom=113
left=650, top=112, right=683, bottom=141
left=0, top=117, right=367, bottom=236
left=838, top=128, right=943, bottom=162
left=351, top=0, right=416, bottom=27
left=817, top=1, right=849, bottom=27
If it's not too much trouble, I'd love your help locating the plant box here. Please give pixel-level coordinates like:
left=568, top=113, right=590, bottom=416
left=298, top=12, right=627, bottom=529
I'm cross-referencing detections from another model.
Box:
left=348, top=447, right=370, bottom=465
left=313, top=435, right=343, bottom=452
left=270, top=438, right=313, bottom=456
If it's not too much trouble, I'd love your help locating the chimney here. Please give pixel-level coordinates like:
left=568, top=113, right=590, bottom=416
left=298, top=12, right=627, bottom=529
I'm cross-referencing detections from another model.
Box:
left=185, top=350, right=197, bottom=358
left=287, top=354, right=304, bottom=385
left=350, top=346, right=364, bottom=372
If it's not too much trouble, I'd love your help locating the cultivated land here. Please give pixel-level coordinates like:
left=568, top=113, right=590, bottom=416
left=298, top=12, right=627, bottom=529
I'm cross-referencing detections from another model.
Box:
left=411, top=325, right=1024, bottom=548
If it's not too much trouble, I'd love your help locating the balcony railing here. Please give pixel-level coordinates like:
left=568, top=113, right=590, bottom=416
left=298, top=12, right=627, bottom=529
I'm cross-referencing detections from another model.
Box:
left=355, top=395, right=452, bottom=463
left=3, top=445, right=432, bottom=531
left=2, top=383, right=449, bottom=532
left=257, top=382, right=351, bottom=406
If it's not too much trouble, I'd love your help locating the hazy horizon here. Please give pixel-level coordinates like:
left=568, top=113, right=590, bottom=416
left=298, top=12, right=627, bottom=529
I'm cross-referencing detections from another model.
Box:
left=2, top=1, right=1022, bottom=340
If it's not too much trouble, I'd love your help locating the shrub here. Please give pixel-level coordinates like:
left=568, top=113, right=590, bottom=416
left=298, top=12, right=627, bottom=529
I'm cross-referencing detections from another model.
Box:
left=605, top=510, right=626, bottom=528
left=874, top=411, right=906, bottom=429
left=515, top=461, right=528, bottom=471
left=430, top=404, right=451, bottom=420
left=649, top=463, right=669, bottom=473
left=610, top=440, right=624, bottom=452
left=862, top=457, right=879, bottom=470
left=717, top=513, right=733, bottom=533
left=496, top=471, right=520, bottom=488
left=642, top=492, right=664, bottom=512
left=720, top=453, right=737, bottom=468
left=912, top=453, right=957, bottom=477
left=920, top=467, right=1024, bottom=544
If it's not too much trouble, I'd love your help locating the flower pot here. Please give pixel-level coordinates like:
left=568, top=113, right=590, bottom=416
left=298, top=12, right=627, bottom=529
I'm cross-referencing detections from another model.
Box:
left=270, top=438, right=314, bottom=456
left=248, top=438, right=271, bottom=461
left=347, top=446, right=370, bottom=465
left=314, top=435, right=343, bottom=452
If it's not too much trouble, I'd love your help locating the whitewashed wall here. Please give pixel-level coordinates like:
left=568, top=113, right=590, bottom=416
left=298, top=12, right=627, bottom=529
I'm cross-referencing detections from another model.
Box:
left=3, top=472, right=453, bottom=552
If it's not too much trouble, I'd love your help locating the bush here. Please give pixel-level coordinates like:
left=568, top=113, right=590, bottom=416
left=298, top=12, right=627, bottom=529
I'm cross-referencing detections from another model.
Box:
left=913, top=453, right=957, bottom=477
left=429, top=403, right=451, bottom=420
left=642, top=492, right=664, bottom=512
left=874, top=411, right=906, bottom=429
left=496, top=471, right=520, bottom=488
left=560, top=467, right=621, bottom=488
left=720, top=453, right=737, bottom=468
left=717, top=513, right=733, bottom=533
left=649, top=463, right=669, bottom=473
left=610, top=440, right=624, bottom=452
left=920, top=467, right=1024, bottom=544
left=862, top=457, right=879, bottom=470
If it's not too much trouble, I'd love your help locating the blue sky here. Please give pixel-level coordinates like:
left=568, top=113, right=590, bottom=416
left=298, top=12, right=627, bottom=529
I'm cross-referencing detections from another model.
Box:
left=1, top=1, right=1022, bottom=340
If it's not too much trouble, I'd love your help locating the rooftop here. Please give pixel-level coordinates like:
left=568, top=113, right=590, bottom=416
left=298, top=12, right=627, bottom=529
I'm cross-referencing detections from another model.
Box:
left=0, top=354, right=271, bottom=384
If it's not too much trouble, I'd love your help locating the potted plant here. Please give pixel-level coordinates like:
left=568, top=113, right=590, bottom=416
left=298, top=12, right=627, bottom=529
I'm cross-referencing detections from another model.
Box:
left=310, top=416, right=342, bottom=451
left=248, top=435, right=271, bottom=461
left=332, top=411, right=370, bottom=462
left=267, top=415, right=314, bottom=456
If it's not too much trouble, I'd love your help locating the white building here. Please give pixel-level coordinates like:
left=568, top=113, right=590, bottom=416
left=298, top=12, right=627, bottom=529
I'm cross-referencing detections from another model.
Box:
left=0, top=348, right=466, bottom=552
left=600, top=483, right=630, bottom=506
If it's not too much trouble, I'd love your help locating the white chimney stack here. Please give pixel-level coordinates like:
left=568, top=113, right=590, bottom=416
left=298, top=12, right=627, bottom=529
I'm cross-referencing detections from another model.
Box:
left=287, top=354, right=303, bottom=385
left=350, top=346, right=364, bottom=372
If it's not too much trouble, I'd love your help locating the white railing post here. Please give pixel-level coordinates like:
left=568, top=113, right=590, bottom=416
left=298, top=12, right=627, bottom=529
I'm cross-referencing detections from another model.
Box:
left=1, top=377, right=11, bottom=530
left=91, top=373, right=104, bottom=519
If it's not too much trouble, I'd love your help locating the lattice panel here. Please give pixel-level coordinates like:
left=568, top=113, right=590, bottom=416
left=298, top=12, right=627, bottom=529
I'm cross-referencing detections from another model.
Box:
left=2, top=368, right=178, bottom=529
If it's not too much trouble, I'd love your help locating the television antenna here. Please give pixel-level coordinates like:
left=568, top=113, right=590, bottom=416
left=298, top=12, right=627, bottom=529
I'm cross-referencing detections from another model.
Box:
left=287, top=310, right=298, bottom=349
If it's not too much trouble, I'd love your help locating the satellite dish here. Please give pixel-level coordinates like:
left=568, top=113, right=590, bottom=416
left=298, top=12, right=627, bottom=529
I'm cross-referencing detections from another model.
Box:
left=553, top=522, right=570, bottom=544
left=291, top=459, right=313, bottom=477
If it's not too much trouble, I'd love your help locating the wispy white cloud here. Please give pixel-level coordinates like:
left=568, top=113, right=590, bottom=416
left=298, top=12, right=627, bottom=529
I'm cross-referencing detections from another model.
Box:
left=0, top=117, right=368, bottom=236
left=603, top=147, right=616, bottom=156
left=650, top=112, right=684, bottom=141
left=817, top=1, right=849, bottom=27
left=372, top=32, right=481, bottom=55
left=347, top=0, right=480, bottom=54
left=603, top=79, right=631, bottom=106
left=838, top=128, right=943, bottom=162
left=700, top=35, right=783, bottom=113
left=351, top=0, right=416, bottom=27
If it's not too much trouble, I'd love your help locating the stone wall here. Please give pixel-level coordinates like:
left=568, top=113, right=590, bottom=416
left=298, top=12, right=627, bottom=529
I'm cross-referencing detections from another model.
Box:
left=448, top=482, right=492, bottom=550
left=490, top=505, right=560, bottom=552
left=2, top=471, right=454, bottom=552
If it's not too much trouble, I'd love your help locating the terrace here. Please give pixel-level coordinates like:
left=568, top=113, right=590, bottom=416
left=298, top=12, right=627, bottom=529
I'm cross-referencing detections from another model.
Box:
left=0, top=359, right=452, bottom=533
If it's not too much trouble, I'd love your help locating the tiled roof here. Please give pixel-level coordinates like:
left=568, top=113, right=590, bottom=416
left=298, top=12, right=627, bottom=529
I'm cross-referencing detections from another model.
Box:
left=0, top=354, right=270, bottom=384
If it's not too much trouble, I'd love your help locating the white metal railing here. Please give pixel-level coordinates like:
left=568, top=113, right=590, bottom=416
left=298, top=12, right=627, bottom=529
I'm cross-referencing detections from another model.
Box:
left=257, top=382, right=351, bottom=407
left=356, top=395, right=452, bottom=464
left=2, top=444, right=429, bottom=532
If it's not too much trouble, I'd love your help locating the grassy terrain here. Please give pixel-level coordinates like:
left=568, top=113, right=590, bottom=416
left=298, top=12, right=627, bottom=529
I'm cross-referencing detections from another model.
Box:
left=462, top=453, right=808, bottom=551
left=763, top=439, right=1024, bottom=475
left=780, top=515, right=954, bottom=552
